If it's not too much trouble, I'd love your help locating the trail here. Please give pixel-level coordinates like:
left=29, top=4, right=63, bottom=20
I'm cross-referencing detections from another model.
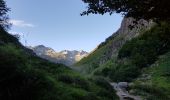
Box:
left=110, top=83, right=141, bottom=100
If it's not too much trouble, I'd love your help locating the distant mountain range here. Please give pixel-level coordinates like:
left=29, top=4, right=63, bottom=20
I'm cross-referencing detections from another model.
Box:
left=29, top=45, right=88, bottom=66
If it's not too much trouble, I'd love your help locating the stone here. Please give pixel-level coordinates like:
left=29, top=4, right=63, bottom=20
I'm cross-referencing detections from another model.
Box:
left=118, top=82, right=128, bottom=89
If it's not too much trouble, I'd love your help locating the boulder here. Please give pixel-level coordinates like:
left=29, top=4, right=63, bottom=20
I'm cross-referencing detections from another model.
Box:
left=118, top=82, right=128, bottom=89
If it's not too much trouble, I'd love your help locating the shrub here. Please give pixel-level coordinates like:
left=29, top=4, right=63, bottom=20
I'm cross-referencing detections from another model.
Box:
left=132, top=84, right=169, bottom=100
left=58, top=75, right=90, bottom=90
left=109, top=63, right=140, bottom=82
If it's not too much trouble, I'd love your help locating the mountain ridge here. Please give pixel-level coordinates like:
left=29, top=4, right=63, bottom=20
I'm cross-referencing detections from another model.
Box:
left=29, top=45, right=88, bottom=66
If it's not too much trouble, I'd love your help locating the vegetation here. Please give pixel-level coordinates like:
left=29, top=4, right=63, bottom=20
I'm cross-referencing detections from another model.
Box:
left=0, top=28, right=118, bottom=100
left=118, top=23, right=170, bottom=64
left=75, top=34, right=115, bottom=74
left=82, top=0, right=170, bottom=23
left=0, top=1, right=119, bottom=100
left=1, top=0, right=170, bottom=99
left=0, top=0, right=10, bottom=30
left=130, top=51, right=170, bottom=99
left=77, top=22, right=170, bottom=83
left=99, top=23, right=170, bottom=82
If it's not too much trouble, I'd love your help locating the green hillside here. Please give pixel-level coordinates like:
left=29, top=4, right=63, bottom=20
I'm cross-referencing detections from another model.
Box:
left=101, top=22, right=170, bottom=82
left=130, top=51, right=170, bottom=100
left=75, top=33, right=117, bottom=74
left=0, top=28, right=118, bottom=100
left=76, top=22, right=170, bottom=81
left=75, top=18, right=151, bottom=76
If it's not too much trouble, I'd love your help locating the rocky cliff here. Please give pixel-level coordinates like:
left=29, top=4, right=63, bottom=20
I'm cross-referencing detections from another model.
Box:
left=99, top=18, right=152, bottom=63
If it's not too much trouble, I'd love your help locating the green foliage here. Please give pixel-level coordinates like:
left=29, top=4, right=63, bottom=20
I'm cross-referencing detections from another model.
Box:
left=95, top=22, right=170, bottom=82
left=110, top=63, right=140, bottom=82
left=92, top=76, right=113, bottom=92
left=58, top=74, right=90, bottom=90
left=98, top=33, right=118, bottom=49
left=132, top=84, right=169, bottom=100
left=131, top=52, right=170, bottom=100
left=90, top=76, right=118, bottom=100
left=0, top=28, right=19, bottom=44
left=82, top=0, right=170, bottom=23
left=92, top=58, right=117, bottom=77
left=76, top=22, right=170, bottom=83
left=75, top=40, right=110, bottom=73
left=0, top=0, right=10, bottom=30
left=75, top=32, right=119, bottom=74
left=118, top=23, right=170, bottom=68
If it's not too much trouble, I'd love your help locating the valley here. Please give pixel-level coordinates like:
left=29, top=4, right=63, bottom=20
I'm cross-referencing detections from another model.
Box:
left=1, top=0, right=170, bottom=100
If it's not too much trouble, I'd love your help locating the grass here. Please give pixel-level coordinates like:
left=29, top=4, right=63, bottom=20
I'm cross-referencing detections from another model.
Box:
left=130, top=52, right=170, bottom=100
left=75, top=38, right=113, bottom=74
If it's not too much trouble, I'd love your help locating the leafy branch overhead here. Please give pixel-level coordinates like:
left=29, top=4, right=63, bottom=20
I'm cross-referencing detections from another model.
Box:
left=0, top=0, right=10, bottom=30
left=81, top=0, right=170, bottom=23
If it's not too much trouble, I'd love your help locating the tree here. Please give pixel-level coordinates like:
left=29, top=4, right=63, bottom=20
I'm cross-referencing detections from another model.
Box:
left=81, top=0, right=170, bottom=23
left=0, top=0, right=10, bottom=30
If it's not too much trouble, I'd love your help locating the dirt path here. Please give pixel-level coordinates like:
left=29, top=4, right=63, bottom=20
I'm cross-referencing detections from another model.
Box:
left=110, top=83, right=142, bottom=100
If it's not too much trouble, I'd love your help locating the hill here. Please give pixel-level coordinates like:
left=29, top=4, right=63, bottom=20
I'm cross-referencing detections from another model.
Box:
left=0, top=27, right=118, bottom=100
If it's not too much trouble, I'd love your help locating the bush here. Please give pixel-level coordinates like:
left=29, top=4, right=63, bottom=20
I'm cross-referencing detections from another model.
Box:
left=132, top=84, right=169, bottom=100
left=91, top=76, right=118, bottom=100
left=109, top=63, right=140, bottom=82
left=92, top=76, right=113, bottom=92
left=58, top=75, right=90, bottom=90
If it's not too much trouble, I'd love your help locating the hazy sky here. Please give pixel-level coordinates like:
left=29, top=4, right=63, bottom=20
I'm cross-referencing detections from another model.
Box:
left=6, top=0, right=123, bottom=52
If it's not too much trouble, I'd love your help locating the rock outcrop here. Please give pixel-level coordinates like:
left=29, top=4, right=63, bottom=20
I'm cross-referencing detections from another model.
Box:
left=97, top=17, right=153, bottom=64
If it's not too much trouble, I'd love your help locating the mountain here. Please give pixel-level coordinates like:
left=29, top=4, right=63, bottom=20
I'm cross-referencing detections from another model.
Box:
left=29, top=45, right=88, bottom=66
left=75, top=17, right=153, bottom=73
left=75, top=18, right=170, bottom=99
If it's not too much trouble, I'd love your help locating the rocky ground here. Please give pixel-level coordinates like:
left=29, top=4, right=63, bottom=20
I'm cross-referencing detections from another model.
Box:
left=110, top=82, right=142, bottom=100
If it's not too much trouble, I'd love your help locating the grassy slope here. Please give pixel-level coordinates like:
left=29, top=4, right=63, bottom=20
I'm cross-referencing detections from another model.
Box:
left=0, top=28, right=118, bottom=100
left=75, top=40, right=112, bottom=74
left=131, top=52, right=170, bottom=100
left=75, top=32, right=122, bottom=74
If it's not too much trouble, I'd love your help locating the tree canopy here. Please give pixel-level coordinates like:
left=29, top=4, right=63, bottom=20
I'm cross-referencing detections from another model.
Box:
left=0, top=0, right=10, bottom=30
left=81, top=0, right=170, bottom=23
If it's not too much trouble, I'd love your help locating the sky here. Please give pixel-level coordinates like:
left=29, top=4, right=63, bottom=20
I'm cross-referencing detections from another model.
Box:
left=6, top=0, right=123, bottom=52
